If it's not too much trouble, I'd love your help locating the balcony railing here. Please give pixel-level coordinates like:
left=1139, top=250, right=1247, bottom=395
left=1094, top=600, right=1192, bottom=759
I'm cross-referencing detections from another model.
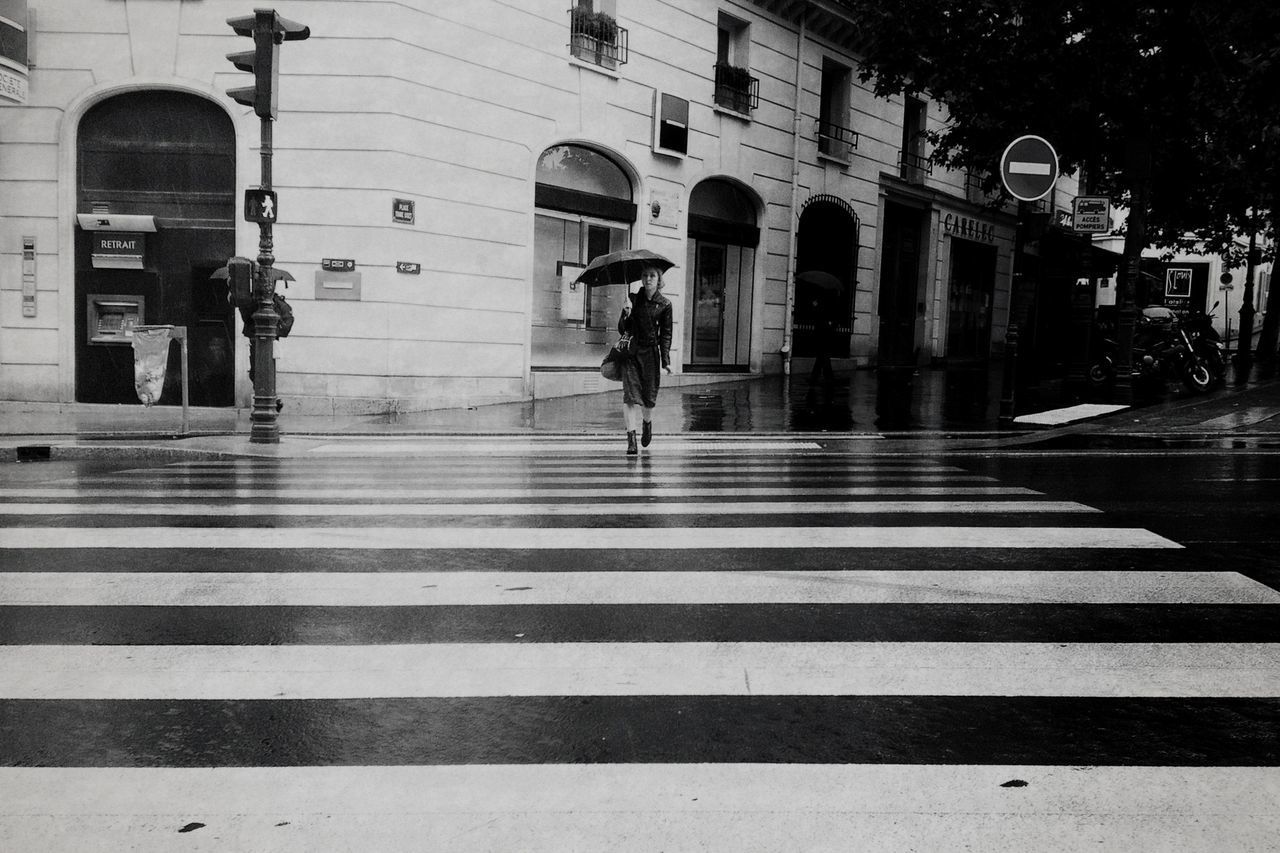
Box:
left=714, top=63, right=759, bottom=114
left=817, top=118, right=859, bottom=160
left=964, top=169, right=990, bottom=204
left=898, top=150, right=932, bottom=183
left=568, top=10, right=628, bottom=69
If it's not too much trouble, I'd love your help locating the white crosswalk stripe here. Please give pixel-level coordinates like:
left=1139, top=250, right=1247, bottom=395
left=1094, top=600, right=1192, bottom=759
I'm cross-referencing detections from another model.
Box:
left=0, top=438, right=1273, bottom=852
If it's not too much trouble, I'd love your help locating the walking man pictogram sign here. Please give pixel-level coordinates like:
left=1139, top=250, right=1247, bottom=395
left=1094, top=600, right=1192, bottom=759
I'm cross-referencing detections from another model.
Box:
left=244, top=189, right=278, bottom=223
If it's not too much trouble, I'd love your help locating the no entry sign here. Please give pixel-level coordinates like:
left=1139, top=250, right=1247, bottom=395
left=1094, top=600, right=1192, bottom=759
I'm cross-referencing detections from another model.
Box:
left=1000, top=135, right=1059, bottom=202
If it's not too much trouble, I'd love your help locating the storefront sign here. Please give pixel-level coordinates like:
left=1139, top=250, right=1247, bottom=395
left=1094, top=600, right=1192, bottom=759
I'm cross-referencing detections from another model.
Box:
left=943, top=213, right=994, bottom=243
left=91, top=232, right=146, bottom=269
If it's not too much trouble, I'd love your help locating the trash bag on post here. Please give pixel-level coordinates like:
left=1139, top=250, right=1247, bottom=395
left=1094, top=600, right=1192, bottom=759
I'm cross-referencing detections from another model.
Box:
left=131, top=326, right=173, bottom=407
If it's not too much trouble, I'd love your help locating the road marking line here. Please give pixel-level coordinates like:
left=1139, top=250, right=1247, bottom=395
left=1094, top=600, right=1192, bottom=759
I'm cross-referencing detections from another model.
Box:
left=3, top=642, right=1275, bottom=698
left=3, top=764, right=1275, bottom=818
left=6, top=569, right=1259, bottom=606
left=0, top=526, right=1182, bottom=550
left=0, top=500, right=1090, bottom=517
left=307, top=440, right=831, bottom=454
left=79, top=470, right=984, bottom=485
left=0, top=483, right=1033, bottom=501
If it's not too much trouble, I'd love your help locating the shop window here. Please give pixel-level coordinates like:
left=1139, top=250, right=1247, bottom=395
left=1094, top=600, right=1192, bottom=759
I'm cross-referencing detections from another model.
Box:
left=533, top=145, right=636, bottom=368
left=687, top=179, right=758, bottom=368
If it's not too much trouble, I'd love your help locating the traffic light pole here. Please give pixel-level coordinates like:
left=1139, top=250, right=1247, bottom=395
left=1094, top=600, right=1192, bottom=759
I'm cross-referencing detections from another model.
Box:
left=249, top=116, right=280, bottom=444
left=228, top=8, right=308, bottom=444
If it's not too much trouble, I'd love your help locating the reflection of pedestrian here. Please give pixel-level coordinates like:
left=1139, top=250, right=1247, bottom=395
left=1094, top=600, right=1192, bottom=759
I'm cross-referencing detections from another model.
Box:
left=619, top=265, right=673, bottom=455
left=809, top=298, right=835, bottom=384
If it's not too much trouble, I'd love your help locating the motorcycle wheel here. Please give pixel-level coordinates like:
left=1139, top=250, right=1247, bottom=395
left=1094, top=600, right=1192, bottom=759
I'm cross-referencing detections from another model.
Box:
left=1087, top=359, right=1114, bottom=386
left=1198, top=346, right=1227, bottom=386
left=1182, top=359, right=1213, bottom=393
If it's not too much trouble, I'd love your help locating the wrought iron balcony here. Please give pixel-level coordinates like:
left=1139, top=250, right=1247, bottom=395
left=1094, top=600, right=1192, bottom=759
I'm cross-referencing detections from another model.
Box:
left=965, top=169, right=991, bottom=204
left=898, top=150, right=932, bottom=183
left=568, top=9, right=628, bottom=69
left=817, top=118, right=859, bottom=160
left=714, top=62, right=759, bottom=114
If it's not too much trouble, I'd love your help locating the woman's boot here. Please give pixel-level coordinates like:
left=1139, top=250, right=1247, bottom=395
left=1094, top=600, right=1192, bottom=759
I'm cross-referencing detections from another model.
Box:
left=641, top=420, right=652, bottom=447
left=626, top=430, right=638, bottom=455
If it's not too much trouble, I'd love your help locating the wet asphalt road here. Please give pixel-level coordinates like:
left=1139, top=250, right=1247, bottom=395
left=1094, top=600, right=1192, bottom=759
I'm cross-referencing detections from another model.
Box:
left=0, top=439, right=1277, bottom=849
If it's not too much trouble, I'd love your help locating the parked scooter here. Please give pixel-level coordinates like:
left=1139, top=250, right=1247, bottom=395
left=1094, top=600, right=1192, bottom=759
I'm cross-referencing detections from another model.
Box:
left=1131, top=306, right=1214, bottom=394
left=1088, top=319, right=1118, bottom=388
left=1183, top=301, right=1228, bottom=387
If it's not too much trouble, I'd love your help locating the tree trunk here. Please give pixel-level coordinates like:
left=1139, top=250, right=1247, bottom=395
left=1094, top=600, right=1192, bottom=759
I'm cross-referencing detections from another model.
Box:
left=1255, top=192, right=1280, bottom=379
left=1234, top=229, right=1258, bottom=383
left=1112, top=136, right=1152, bottom=403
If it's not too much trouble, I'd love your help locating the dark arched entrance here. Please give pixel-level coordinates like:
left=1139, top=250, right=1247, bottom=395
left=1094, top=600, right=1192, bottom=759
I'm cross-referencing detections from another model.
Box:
left=794, top=197, right=858, bottom=359
left=75, top=91, right=236, bottom=405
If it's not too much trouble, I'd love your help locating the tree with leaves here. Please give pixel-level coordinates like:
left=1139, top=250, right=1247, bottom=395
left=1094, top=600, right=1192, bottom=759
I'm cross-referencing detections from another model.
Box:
left=838, top=0, right=1279, bottom=382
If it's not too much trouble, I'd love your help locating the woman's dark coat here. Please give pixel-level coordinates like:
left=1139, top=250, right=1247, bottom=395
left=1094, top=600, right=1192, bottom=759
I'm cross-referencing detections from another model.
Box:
left=618, top=289, right=673, bottom=408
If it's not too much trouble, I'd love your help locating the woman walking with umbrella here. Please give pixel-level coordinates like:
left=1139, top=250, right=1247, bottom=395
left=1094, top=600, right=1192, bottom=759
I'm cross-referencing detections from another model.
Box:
left=619, top=264, right=673, bottom=453
left=576, top=249, right=675, bottom=454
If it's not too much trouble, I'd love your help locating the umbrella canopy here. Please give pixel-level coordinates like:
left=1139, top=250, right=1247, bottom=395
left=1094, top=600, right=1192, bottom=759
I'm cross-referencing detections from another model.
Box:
left=209, top=266, right=296, bottom=286
left=796, top=270, right=843, bottom=291
left=574, top=248, right=675, bottom=286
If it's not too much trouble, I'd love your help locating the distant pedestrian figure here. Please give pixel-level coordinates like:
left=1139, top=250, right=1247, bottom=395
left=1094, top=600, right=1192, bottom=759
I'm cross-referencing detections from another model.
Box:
left=619, top=265, right=673, bottom=454
left=809, top=297, right=836, bottom=385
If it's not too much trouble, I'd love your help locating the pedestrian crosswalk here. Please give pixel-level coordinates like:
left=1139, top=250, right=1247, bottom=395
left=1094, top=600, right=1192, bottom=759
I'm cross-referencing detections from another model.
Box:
left=1, top=438, right=1277, bottom=852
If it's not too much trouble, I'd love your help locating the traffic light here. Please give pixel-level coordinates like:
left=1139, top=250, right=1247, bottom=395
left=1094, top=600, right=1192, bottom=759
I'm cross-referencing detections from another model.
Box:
left=226, top=9, right=310, bottom=120
left=226, top=256, right=256, bottom=309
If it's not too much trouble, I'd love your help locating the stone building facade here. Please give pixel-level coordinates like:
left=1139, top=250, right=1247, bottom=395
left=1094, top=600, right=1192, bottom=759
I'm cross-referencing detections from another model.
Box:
left=1, top=0, right=1082, bottom=414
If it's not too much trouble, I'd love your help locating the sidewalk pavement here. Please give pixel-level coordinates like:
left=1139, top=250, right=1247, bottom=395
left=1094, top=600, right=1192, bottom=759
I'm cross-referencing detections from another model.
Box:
left=2, top=365, right=1278, bottom=461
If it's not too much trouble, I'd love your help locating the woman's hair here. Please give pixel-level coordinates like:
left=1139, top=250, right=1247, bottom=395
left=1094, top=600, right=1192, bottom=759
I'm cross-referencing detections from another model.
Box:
left=640, top=265, right=664, bottom=289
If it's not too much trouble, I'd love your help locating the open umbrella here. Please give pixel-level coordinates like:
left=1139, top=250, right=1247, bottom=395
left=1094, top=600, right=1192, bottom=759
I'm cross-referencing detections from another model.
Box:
left=209, top=265, right=296, bottom=286
left=796, top=270, right=843, bottom=291
left=574, top=248, right=675, bottom=286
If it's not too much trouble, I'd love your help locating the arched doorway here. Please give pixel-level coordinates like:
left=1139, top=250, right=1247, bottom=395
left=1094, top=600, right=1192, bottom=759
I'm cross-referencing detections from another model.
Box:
left=75, top=91, right=236, bottom=405
left=686, top=178, right=759, bottom=369
left=794, top=196, right=858, bottom=360
left=532, top=144, right=636, bottom=367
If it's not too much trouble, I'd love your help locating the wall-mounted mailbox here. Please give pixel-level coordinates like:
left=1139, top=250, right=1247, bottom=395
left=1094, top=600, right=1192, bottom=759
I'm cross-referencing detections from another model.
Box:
left=87, top=294, right=145, bottom=345
left=315, top=269, right=361, bottom=301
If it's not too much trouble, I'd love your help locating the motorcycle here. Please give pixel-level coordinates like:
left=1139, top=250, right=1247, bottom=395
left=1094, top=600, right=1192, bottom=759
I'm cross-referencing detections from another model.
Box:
left=1182, top=301, right=1228, bottom=387
left=1087, top=320, right=1118, bottom=388
left=1131, top=305, right=1214, bottom=394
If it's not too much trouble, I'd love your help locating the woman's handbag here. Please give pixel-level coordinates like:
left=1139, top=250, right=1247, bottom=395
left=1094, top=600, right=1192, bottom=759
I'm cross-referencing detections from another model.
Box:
left=599, top=333, right=633, bottom=381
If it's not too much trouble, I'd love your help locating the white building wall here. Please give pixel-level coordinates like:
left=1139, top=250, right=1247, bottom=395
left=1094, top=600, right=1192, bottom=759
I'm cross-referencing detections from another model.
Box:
left=1, top=0, right=1019, bottom=411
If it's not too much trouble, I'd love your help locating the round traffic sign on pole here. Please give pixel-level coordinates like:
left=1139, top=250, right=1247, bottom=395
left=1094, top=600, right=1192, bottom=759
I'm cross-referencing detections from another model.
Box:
left=1000, top=135, right=1059, bottom=202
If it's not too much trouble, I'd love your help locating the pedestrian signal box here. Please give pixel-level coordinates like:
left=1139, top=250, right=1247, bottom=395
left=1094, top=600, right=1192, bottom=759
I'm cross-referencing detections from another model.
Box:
left=244, top=189, right=278, bottom=223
